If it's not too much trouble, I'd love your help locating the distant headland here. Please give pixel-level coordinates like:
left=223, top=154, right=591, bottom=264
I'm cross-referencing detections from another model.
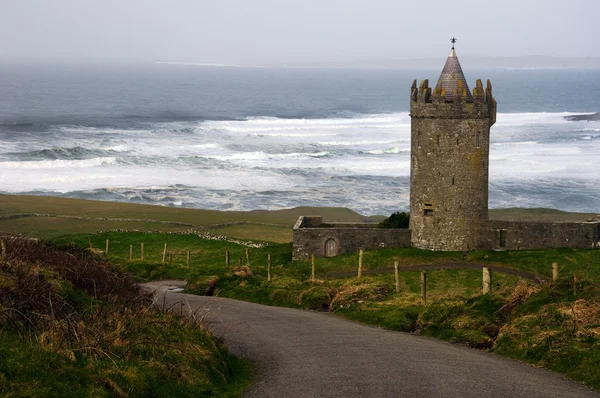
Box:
left=565, top=113, right=600, bottom=122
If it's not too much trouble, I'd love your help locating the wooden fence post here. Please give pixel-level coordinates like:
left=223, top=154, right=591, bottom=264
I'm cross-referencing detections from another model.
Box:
left=483, top=267, right=492, bottom=294
left=105, top=239, right=109, bottom=256
left=225, top=250, right=230, bottom=267
left=267, top=253, right=272, bottom=281
left=162, top=243, right=168, bottom=264
left=357, top=249, right=364, bottom=279
left=311, top=254, right=316, bottom=282
left=552, top=262, right=559, bottom=282
left=141, top=243, right=144, bottom=261
left=394, top=261, right=400, bottom=294
left=245, top=248, right=251, bottom=266
left=187, top=251, right=191, bottom=268
left=421, top=271, right=427, bottom=306
left=129, top=244, right=133, bottom=262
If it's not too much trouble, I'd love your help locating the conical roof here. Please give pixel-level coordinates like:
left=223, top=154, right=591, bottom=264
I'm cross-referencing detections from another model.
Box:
left=437, top=48, right=472, bottom=101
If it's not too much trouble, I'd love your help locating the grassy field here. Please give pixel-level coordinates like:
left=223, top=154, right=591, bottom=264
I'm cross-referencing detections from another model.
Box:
left=3, top=194, right=600, bottom=391
left=0, top=237, right=252, bottom=397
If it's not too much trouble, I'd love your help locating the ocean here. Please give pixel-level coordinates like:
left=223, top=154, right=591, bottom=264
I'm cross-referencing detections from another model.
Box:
left=0, top=61, right=599, bottom=215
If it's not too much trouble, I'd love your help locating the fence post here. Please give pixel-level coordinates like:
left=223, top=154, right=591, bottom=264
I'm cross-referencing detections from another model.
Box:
left=311, top=254, right=316, bottom=282
left=105, top=239, right=109, bottom=256
left=552, top=262, right=559, bottom=282
left=394, top=261, right=400, bottom=294
left=357, top=249, right=364, bottom=279
left=483, top=267, right=492, bottom=294
left=267, top=253, right=272, bottom=281
left=0, top=240, right=6, bottom=259
left=225, top=250, right=230, bottom=267
left=129, top=244, right=133, bottom=262
left=162, top=243, right=168, bottom=264
left=141, top=243, right=144, bottom=261
left=421, top=271, right=427, bottom=306
left=187, top=251, right=191, bottom=268
left=246, top=248, right=251, bottom=266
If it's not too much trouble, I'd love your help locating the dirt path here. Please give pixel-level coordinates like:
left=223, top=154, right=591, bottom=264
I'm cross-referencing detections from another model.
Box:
left=144, top=280, right=597, bottom=398
left=323, top=262, right=549, bottom=281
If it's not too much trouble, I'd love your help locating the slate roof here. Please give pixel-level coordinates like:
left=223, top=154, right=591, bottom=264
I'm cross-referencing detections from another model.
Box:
left=437, top=49, right=472, bottom=101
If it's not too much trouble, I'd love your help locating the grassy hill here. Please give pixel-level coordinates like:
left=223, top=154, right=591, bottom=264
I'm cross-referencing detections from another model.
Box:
left=0, top=236, right=251, bottom=397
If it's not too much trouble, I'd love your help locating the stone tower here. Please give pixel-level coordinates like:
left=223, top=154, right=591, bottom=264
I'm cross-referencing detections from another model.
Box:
left=409, top=46, right=497, bottom=251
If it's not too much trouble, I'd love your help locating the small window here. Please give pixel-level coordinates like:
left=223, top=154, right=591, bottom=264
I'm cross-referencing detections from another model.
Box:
left=451, top=175, right=455, bottom=185
left=424, top=209, right=434, bottom=216
left=499, top=230, right=507, bottom=248
left=456, top=137, right=459, bottom=146
left=476, top=132, right=481, bottom=148
left=424, top=203, right=433, bottom=206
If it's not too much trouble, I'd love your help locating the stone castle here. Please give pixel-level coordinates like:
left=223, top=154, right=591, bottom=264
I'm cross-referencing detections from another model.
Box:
left=293, top=46, right=600, bottom=260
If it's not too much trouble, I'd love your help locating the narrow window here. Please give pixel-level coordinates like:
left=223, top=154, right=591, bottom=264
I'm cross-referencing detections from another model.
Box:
left=451, top=175, right=455, bottom=185
left=456, top=137, right=459, bottom=146
left=499, top=230, right=507, bottom=248
left=476, top=132, right=481, bottom=148
left=424, top=209, right=434, bottom=216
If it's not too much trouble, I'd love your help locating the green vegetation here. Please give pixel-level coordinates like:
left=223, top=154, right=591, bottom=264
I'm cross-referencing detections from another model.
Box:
left=0, top=237, right=252, bottom=397
left=378, top=211, right=410, bottom=228
left=2, top=195, right=600, bottom=391
left=53, top=230, right=600, bottom=390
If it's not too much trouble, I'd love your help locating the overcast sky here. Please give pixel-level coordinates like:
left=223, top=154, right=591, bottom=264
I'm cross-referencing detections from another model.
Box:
left=1, top=0, right=599, bottom=64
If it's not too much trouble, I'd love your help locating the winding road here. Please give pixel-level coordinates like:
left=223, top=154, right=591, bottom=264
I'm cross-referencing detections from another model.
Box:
left=144, top=280, right=599, bottom=398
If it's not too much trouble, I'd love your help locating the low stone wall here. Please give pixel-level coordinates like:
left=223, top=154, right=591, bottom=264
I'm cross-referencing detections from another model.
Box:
left=477, top=220, right=600, bottom=250
left=292, top=216, right=411, bottom=260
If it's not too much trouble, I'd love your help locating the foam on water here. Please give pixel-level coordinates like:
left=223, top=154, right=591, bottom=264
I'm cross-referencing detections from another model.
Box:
left=1, top=111, right=599, bottom=214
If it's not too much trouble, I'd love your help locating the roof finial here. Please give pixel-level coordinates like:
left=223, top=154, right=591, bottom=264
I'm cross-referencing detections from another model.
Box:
left=450, top=37, right=457, bottom=50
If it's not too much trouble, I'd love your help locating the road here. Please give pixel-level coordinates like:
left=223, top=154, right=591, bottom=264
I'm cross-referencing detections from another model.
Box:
left=144, top=280, right=599, bottom=398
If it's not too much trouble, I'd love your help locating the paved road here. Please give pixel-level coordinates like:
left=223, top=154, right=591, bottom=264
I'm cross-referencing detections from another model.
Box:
left=144, top=280, right=599, bottom=398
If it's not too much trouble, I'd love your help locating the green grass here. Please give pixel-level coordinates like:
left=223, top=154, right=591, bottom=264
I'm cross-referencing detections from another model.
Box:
left=5, top=195, right=600, bottom=391
left=0, top=237, right=253, bottom=397
left=54, top=230, right=600, bottom=390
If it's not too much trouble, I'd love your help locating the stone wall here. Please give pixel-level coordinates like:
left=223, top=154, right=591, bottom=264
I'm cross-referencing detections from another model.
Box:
left=477, top=220, right=600, bottom=250
left=409, top=79, right=496, bottom=251
left=292, top=216, right=412, bottom=260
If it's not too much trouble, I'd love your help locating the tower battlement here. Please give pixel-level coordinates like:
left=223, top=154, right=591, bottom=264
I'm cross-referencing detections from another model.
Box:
left=410, top=79, right=497, bottom=124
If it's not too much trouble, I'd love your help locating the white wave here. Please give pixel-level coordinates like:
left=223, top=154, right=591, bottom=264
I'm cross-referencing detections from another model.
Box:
left=318, top=140, right=399, bottom=146
left=0, top=157, right=117, bottom=169
left=201, top=151, right=331, bottom=161
left=56, top=126, right=149, bottom=135
left=581, top=128, right=600, bottom=132
left=104, top=144, right=130, bottom=152
left=192, top=143, right=219, bottom=149
left=365, top=147, right=405, bottom=154
left=495, top=112, right=579, bottom=126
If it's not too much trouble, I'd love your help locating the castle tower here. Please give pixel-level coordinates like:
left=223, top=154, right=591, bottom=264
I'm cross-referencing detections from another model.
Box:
left=409, top=43, right=497, bottom=251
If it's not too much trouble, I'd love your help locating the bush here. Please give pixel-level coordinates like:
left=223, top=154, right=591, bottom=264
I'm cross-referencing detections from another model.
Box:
left=378, top=212, right=410, bottom=228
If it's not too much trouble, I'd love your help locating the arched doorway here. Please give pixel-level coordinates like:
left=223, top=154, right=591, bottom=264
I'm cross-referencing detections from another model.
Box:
left=324, top=238, right=338, bottom=257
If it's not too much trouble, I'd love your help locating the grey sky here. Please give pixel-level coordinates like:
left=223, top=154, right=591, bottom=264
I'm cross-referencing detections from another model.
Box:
left=1, top=0, right=599, bottom=64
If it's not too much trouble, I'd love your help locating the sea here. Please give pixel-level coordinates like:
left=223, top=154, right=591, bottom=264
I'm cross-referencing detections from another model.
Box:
left=0, top=61, right=599, bottom=216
